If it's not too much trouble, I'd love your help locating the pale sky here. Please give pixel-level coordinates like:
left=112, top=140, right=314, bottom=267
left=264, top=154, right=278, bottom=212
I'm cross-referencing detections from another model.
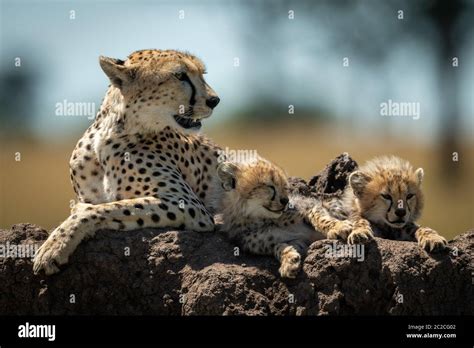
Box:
left=1, top=0, right=473, bottom=142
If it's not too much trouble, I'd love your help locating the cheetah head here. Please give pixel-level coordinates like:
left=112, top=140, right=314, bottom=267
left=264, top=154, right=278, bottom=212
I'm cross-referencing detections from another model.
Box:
left=217, top=159, right=290, bottom=219
left=99, top=49, right=220, bottom=133
left=349, top=156, right=425, bottom=229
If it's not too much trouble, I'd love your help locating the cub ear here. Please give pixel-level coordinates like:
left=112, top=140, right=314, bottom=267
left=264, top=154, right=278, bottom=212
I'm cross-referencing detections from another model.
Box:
left=217, top=162, right=239, bottom=191
left=349, top=171, right=371, bottom=197
left=415, top=168, right=424, bottom=185
left=99, top=56, right=136, bottom=88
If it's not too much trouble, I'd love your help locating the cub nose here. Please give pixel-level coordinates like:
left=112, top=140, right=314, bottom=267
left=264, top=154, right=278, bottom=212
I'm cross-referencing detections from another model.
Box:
left=395, top=208, right=406, bottom=217
left=280, top=197, right=289, bottom=206
left=206, top=96, right=220, bottom=109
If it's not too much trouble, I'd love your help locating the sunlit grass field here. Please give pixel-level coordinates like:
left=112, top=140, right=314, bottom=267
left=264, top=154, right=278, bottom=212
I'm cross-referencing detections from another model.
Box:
left=1, top=123, right=473, bottom=240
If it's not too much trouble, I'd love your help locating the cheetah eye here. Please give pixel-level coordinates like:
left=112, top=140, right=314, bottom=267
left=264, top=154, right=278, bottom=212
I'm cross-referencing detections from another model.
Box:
left=268, top=185, right=276, bottom=201
left=174, top=72, right=187, bottom=81
left=407, top=193, right=415, bottom=199
left=381, top=193, right=392, bottom=200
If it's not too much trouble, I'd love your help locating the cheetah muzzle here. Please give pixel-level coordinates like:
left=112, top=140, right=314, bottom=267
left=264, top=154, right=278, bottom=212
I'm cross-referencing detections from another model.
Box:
left=173, top=114, right=202, bottom=130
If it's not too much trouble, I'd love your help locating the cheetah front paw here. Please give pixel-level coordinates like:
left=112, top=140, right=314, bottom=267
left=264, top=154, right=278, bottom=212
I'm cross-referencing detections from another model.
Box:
left=326, top=220, right=353, bottom=241
left=279, top=247, right=301, bottom=279
left=33, top=231, right=73, bottom=275
left=417, top=228, right=448, bottom=252
left=347, top=226, right=374, bottom=245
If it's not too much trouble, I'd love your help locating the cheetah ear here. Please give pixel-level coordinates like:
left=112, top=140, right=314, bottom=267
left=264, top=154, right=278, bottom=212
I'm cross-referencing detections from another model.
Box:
left=99, top=56, right=136, bottom=88
left=415, top=168, right=424, bottom=185
left=217, top=162, right=239, bottom=191
left=349, top=171, right=371, bottom=197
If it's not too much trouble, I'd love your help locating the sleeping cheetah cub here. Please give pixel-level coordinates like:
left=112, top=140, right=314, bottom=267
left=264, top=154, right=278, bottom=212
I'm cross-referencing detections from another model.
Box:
left=343, top=156, right=447, bottom=252
left=213, top=158, right=368, bottom=278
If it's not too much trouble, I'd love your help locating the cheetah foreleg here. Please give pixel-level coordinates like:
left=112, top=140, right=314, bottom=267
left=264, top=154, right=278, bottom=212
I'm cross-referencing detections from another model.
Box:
left=33, top=196, right=214, bottom=275
left=346, top=216, right=374, bottom=245
left=274, top=242, right=302, bottom=279
left=414, top=226, right=447, bottom=252
left=307, top=205, right=353, bottom=242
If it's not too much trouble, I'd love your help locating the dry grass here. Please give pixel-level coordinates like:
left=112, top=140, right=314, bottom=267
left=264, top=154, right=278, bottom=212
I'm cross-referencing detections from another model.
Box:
left=0, top=139, right=76, bottom=230
left=1, top=123, right=472, bottom=240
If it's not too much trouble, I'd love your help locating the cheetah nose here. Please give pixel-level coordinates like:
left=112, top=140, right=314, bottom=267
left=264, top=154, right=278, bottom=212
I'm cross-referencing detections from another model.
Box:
left=395, top=208, right=406, bottom=217
left=206, top=96, right=220, bottom=109
left=280, top=197, right=289, bottom=206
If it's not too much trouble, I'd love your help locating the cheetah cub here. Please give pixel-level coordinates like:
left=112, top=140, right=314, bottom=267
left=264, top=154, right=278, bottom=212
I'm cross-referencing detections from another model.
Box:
left=214, top=158, right=363, bottom=278
left=344, top=156, right=447, bottom=252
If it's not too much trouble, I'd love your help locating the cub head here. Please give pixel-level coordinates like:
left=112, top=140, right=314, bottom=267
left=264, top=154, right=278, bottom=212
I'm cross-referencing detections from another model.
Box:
left=348, top=156, right=424, bottom=229
left=217, top=159, right=290, bottom=219
left=99, top=49, right=219, bottom=133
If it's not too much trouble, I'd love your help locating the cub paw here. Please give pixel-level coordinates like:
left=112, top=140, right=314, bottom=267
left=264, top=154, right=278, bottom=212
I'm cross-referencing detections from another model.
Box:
left=327, top=220, right=353, bottom=241
left=347, top=227, right=374, bottom=245
left=418, top=228, right=448, bottom=252
left=279, top=247, right=301, bottom=279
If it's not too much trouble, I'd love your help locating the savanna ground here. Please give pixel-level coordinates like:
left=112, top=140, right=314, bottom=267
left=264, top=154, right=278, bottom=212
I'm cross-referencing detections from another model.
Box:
left=1, top=122, right=473, bottom=240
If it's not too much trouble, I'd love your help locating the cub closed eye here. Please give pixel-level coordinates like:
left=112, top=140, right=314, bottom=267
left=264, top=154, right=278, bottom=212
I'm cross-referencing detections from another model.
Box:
left=268, top=185, right=276, bottom=201
left=407, top=193, right=415, bottom=199
left=381, top=193, right=392, bottom=200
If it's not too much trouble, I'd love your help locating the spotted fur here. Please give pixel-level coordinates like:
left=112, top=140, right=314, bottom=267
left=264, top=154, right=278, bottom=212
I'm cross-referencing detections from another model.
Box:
left=33, top=49, right=223, bottom=275
left=214, top=159, right=362, bottom=278
left=342, top=156, right=447, bottom=252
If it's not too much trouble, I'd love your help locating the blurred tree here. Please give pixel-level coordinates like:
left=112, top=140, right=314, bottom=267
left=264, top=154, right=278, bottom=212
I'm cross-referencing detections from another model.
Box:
left=427, top=0, right=467, bottom=177
left=240, top=0, right=473, bottom=178
left=0, top=63, right=38, bottom=139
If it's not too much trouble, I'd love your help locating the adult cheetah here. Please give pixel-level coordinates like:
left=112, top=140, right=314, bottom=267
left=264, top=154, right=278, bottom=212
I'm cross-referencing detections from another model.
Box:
left=33, top=49, right=224, bottom=275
